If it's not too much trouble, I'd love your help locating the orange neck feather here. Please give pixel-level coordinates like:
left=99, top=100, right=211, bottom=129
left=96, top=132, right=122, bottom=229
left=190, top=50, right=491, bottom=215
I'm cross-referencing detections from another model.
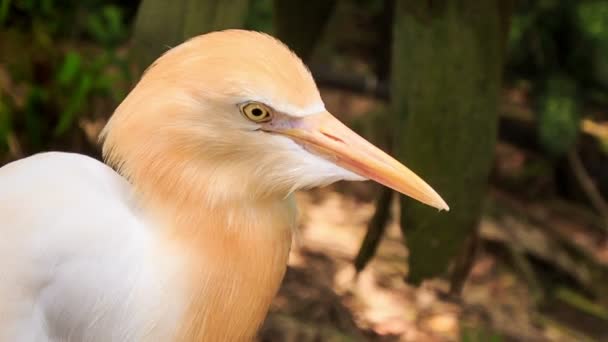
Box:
left=171, top=201, right=293, bottom=341
left=133, top=155, right=295, bottom=341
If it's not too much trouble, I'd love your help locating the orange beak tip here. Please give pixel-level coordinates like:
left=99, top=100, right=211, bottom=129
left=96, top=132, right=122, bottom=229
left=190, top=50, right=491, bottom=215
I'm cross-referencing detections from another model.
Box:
left=438, top=200, right=450, bottom=212
left=421, top=190, right=449, bottom=212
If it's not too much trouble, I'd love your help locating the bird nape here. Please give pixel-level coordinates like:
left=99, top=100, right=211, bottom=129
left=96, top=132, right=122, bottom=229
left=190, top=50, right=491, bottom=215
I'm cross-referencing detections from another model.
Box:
left=0, top=30, right=447, bottom=341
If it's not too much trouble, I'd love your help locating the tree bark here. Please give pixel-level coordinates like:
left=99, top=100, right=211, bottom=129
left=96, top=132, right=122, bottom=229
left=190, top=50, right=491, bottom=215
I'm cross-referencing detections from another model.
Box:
left=273, top=0, right=336, bottom=62
left=131, top=0, right=250, bottom=74
left=391, top=1, right=511, bottom=284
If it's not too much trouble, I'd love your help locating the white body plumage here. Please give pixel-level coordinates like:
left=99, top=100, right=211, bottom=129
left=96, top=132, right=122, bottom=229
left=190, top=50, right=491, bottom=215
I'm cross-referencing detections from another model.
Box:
left=0, top=152, right=185, bottom=341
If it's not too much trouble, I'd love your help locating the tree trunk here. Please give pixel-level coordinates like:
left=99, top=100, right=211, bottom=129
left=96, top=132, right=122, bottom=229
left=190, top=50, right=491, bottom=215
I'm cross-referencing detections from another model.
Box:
left=273, top=0, right=337, bottom=62
left=131, top=0, right=250, bottom=73
left=391, top=1, right=511, bottom=284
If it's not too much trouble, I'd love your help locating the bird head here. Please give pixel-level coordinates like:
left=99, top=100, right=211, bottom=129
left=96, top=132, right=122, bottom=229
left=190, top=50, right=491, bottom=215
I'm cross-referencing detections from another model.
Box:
left=101, top=30, right=448, bottom=211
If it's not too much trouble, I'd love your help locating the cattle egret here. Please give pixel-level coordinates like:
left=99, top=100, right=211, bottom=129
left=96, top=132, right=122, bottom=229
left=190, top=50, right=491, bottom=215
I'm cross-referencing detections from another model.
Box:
left=0, top=30, right=448, bottom=341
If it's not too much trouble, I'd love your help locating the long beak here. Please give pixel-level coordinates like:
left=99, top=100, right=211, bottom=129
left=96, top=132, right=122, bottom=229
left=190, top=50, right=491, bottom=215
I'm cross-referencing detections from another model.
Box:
left=276, top=111, right=449, bottom=211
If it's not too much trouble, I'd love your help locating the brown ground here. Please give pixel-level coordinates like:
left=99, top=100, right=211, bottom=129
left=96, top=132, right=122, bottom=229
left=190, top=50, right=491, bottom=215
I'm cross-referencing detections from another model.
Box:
left=258, top=185, right=608, bottom=341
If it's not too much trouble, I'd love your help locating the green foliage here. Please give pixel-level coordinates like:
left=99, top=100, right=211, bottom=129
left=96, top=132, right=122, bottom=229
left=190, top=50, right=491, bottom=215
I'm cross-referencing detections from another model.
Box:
left=85, top=5, right=126, bottom=47
left=508, top=0, right=608, bottom=94
left=538, top=76, right=580, bottom=157
left=0, top=0, right=135, bottom=159
left=53, top=56, right=93, bottom=136
left=52, top=49, right=130, bottom=136
left=0, top=0, right=11, bottom=25
left=245, top=0, right=274, bottom=33
left=539, top=80, right=579, bottom=156
left=507, top=1, right=608, bottom=157
left=506, top=0, right=567, bottom=74
left=576, top=1, right=608, bottom=41
left=23, top=86, right=47, bottom=147
left=576, top=1, right=608, bottom=89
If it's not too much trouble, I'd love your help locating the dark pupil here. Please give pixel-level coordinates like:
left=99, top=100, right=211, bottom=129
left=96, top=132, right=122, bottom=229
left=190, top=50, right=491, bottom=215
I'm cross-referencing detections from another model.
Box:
left=251, top=108, right=264, bottom=117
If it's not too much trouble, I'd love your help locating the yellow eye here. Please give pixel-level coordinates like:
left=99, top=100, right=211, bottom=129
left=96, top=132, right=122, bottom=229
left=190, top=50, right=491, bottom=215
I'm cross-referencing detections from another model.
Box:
left=241, top=102, right=272, bottom=123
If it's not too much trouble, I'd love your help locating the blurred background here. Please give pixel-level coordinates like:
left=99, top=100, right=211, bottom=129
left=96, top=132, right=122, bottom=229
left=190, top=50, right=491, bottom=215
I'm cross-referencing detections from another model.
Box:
left=1, top=0, right=608, bottom=340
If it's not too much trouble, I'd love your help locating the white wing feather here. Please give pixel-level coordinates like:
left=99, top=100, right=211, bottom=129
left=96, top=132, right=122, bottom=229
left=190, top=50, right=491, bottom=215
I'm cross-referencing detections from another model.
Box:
left=0, top=152, right=184, bottom=342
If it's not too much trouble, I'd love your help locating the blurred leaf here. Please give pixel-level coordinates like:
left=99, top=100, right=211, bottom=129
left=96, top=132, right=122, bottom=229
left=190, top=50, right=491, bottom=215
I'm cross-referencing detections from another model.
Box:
left=54, top=73, right=92, bottom=136
left=56, top=51, right=82, bottom=86
left=86, top=5, right=126, bottom=46
left=576, top=1, right=608, bottom=41
left=245, top=0, right=273, bottom=33
left=103, top=5, right=124, bottom=36
left=537, top=0, right=560, bottom=11
left=0, top=0, right=10, bottom=25
left=508, top=13, right=533, bottom=51
left=538, top=76, right=580, bottom=157
left=31, top=17, right=54, bottom=47
left=576, top=2, right=608, bottom=88
left=39, top=0, right=53, bottom=15
left=24, top=86, right=46, bottom=147
left=0, top=0, right=134, bottom=160
left=90, top=51, right=110, bottom=73
left=14, top=0, right=34, bottom=11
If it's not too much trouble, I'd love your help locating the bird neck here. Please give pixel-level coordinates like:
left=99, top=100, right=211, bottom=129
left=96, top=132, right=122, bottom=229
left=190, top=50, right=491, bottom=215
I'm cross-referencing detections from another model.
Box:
left=141, top=175, right=295, bottom=341
left=103, top=107, right=296, bottom=339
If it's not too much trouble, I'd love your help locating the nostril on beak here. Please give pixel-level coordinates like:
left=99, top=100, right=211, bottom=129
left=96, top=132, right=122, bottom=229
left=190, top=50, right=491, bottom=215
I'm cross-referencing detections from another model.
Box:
left=321, top=131, right=344, bottom=144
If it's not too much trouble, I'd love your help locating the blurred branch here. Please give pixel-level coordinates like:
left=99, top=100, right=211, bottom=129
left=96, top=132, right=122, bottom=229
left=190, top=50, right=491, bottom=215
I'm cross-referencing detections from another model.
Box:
left=501, top=226, right=545, bottom=303
left=312, top=65, right=389, bottom=101
left=353, top=186, right=393, bottom=273
left=555, top=287, right=608, bottom=321
left=567, top=150, right=608, bottom=232
left=533, top=314, right=598, bottom=342
left=448, top=229, right=481, bottom=297
left=6, top=132, right=22, bottom=159
left=484, top=192, right=608, bottom=302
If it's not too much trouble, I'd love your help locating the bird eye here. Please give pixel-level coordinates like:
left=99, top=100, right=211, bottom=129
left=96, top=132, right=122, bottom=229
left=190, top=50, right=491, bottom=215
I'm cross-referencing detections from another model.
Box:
left=241, top=102, right=272, bottom=123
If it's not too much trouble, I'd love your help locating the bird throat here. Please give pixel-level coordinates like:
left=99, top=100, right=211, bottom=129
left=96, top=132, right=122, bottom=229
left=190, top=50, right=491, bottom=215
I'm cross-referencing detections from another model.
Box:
left=141, top=178, right=295, bottom=341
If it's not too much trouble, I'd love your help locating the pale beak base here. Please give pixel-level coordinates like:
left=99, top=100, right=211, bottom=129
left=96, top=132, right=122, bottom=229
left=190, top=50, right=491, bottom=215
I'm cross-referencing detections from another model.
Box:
left=270, top=111, right=449, bottom=211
